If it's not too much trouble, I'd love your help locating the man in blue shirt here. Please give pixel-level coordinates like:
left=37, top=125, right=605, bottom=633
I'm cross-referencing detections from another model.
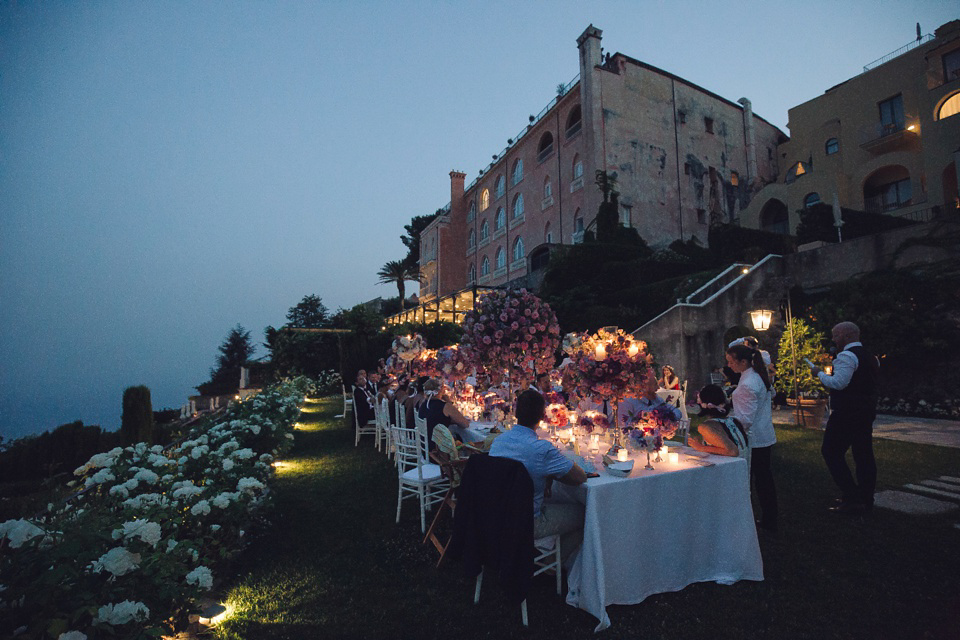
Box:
left=490, top=390, right=587, bottom=565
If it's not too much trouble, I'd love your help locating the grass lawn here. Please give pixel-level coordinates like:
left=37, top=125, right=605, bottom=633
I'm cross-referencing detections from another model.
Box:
left=215, top=397, right=960, bottom=639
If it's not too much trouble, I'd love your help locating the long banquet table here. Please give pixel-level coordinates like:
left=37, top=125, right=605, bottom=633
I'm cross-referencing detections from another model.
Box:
left=556, top=449, right=763, bottom=631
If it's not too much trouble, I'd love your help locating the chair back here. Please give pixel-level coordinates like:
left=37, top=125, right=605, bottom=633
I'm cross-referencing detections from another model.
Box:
left=379, top=398, right=390, bottom=428
left=449, top=454, right=535, bottom=605
left=394, top=427, right=422, bottom=478
left=709, top=372, right=726, bottom=386
left=396, top=400, right=407, bottom=429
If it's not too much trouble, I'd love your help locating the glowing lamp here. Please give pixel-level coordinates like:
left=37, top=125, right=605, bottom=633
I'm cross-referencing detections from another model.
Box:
left=628, top=342, right=639, bottom=357
left=198, top=603, right=232, bottom=626
left=824, top=365, right=833, bottom=375
left=742, top=267, right=750, bottom=274
left=749, top=309, right=773, bottom=331
left=595, top=343, right=607, bottom=361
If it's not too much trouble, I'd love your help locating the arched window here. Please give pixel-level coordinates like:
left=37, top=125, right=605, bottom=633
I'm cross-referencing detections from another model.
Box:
left=825, top=138, right=839, bottom=155
left=513, top=236, right=525, bottom=262
left=864, top=165, right=912, bottom=212
left=467, top=263, right=476, bottom=284
left=938, top=92, right=960, bottom=120
left=784, top=161, right=809, bottom=184
left=495, top=207, right=505, bottom=230
left=495, top=247, right=506, bottom=270
left=480, top=189, right=490, bottom=211
left=544, top=222, right=552, bottom=244
left=512, top=193, right=524, bottom=219
left=511, top=159, right=524, bottom=185
left=565, top=105, right=582, bottom=138
left=543, top=177, right=553, bottom=199
left=467, top=228, right=476, bottom=249
left=480, top=220, right=489, bottom=241
left=803, top=192, right=821, bottom=208
left=480, top=256, right=490, bottom=276
left=495, top=175, right=505, bottom=199
left=537, top=132, right=554, bottom=162
left=574, top=210, right=584, bottom=232
left=467, top=200, right=476, bottom=221
left=572, top=154, right=583, bottom=179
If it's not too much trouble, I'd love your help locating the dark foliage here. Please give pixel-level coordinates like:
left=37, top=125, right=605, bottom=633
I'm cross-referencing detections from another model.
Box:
left=400, top=210, right=442, bottom=270
left=391, top=321, right=463, bottom=349
left=263, top=326, right=341, bottom=380
left=805, top=265, right=960, bottom=404
left=285, top=294, right=330, bottom=328
left=121, top=385, right=154, bottom=445
left=197, top=324, right=255, bottom=395
left=795, top=203, right=918, bottom=245
left=0, top=421, right=118, bottom=483
left=707, top=223, right=796, bottom=263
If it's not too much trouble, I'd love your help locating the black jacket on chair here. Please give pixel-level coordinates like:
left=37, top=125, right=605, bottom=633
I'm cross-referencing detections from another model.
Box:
left=448, top=453, right=535, bottom=605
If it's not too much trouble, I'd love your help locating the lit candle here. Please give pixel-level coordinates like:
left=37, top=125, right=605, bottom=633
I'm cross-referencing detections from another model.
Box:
left=617, top=448, right=629, bottom=462
left=589, top=434, right=600, bottom=453
left=659, top=446, right=668, bottom=457
left=668, top=452, right=679, bottom=464
left=595, top=343, right=607, bottom=361
left=628, top=342, right=639, bottom=357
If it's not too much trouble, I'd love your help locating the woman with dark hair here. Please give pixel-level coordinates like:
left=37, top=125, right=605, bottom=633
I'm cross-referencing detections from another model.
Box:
left=658, top=365, right=681, bottom=390
left=688, top=384, right=749, bottom=459
left=417, top=378, right=471, bottom=448
left=725, top=344, right=778, bottom=533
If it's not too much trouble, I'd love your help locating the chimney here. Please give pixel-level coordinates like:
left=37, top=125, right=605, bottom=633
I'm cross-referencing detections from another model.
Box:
left=738, top=97, right=759, bottom=188
left=450, top=170, right=466, bottom=205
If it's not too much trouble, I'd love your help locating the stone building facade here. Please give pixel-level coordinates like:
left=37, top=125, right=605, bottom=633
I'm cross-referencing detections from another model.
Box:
left=418, top=24, right=785, bottom=304
left=740, top=20, right=960, bottom=235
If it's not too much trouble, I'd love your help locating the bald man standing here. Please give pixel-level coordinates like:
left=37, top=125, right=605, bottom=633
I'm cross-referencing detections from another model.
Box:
left=809, top=322, right=880, bottom=514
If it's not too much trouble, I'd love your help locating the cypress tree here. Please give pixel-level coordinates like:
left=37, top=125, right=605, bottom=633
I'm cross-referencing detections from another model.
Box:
left=121, top=385, right=154, bottom=445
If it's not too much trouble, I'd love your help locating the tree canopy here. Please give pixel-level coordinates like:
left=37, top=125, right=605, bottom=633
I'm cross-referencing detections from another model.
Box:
left=400, top=210, right=441, bottom=269
left=377, top=260, right=423, bottom=311
left=197, top=324, right=255, bottom=395
left=286, top=294, right=329, bottom=328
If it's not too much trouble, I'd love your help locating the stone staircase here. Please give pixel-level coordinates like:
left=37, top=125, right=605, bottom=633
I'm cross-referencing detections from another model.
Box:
left=875, top=475, right=960, bottom=528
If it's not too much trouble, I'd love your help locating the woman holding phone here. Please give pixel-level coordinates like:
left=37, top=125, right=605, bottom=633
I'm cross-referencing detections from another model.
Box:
left=725, top=344, right=778, bottom=533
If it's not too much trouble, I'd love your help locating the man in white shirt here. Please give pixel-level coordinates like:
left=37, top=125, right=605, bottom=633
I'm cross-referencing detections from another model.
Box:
left=809, top=321, right=880, bottom=513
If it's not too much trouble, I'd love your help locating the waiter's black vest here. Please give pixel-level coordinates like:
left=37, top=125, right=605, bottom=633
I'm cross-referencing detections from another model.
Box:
left=829, top=345, right=879, bottom=414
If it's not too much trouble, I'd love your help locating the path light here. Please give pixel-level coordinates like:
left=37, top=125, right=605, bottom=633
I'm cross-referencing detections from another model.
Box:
left=198, top=602, right=233, bottom=626
left=749, top=309, right=773, bottom=332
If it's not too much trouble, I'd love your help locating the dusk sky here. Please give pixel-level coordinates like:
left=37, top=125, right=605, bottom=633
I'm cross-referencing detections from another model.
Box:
left=2, top=1, right=955, bottom=440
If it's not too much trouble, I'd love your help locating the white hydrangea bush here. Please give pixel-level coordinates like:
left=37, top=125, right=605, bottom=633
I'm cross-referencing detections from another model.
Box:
left=0, top=377, right=311, bottom=638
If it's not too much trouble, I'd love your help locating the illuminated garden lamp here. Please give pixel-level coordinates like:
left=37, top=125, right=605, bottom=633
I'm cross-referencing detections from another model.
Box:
left=749, top=309, right=773, bottom=332
left=198, top=602, right=232, bottom=626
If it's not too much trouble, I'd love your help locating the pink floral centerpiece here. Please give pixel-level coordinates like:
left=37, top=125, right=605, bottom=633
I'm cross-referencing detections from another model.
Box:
left=569, top=327, right=652, bottom=406
left=460, top=289, right=561, bottom=381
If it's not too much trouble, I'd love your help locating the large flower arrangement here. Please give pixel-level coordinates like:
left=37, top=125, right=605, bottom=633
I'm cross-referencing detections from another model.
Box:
left=460, top=289, right=561, bottom=379
left=568, top=327, right=652, bottom=405
left=0, top=377, right=311, bottom=639
left=392, top=333, right=425, bottom=363
left=436, top=345, right=471, bottom=382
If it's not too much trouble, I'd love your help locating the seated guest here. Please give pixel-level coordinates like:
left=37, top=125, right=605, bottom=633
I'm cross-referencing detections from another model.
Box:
left=402, top=376, right=428, bottom=428
left=531, top=371, right=552, bottom=395
left=352, top=370, right=375, bottom=425
left=618, top=376, right=682, bottom=427
left=487, top=370, right=510, bottom=401
left=417, top=378, right=472, bottom=448
left=687, top=385, right=749, bottom=459
left=658, top=365, right=681, bottom=390
left=375, top=380, right=395, bottom=424
left=490, top=390, right=587, bottom=565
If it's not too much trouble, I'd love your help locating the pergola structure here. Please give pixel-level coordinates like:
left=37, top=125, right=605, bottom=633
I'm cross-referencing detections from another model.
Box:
left=385, top=285, right=498, bottom=326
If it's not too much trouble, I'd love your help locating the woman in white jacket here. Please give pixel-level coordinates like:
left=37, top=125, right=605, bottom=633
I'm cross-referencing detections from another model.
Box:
left=726, top=344, right=778, bottom=533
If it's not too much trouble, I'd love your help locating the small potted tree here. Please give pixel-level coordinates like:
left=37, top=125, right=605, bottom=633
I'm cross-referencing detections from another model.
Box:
left=774, top=317, right=829, bottom=428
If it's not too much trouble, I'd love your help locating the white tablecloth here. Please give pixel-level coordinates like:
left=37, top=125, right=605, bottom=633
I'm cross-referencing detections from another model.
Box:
left=559, top=453, right=763, bottom=631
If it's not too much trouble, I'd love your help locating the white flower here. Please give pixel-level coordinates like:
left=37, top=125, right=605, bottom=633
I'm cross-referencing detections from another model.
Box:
left=259, top=453, right=273, bottom=463
left=248, top=424, right=261, bottom=435
left=166, top=538, right=178, bottom=553
left=232, top=448, right=255, bottom=460
left=133, top=469, right=159, bottom=485
left=185, top=566, right=214, bottom=590
left=90, top=547, right=141, bottom=576
left=177, top=456, right=188, bottom=465
left=116, top=520, right=162, bottom=547
left=0, top=519, right=45, bottom=549
left=236, top=478, right=265, bottom=495
left=108, top=485, right=129, bottom=499
left=58, top=631, right=87, bottom=640
left=190, top=548, right=199, bottom=562
left=161, top=474, right=174, bottom=482
left=122, top=478, right=138, bottom=491
left=210, top=524, right=221, bottom=532
left=222, top=459, right=235, bottom=471
left=85, top=468, right=115, bottom=487
left=190, top=445, right=209, bottom=460
left=285, top=433, right=294, bottom=440
left=95, top=600, right=149, bottom=625
left=172, top=483, right=204, bottom=499
left=122, top=493, right=164, bottom=510
left=190, top=500, right=211, bottom=516
left=212, top=491, right=238, bottom=509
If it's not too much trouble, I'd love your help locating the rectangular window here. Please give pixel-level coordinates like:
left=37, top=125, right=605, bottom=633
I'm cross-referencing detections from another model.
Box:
left=767, top=147, right=773, bottom=160
left=731, top=171, right=739, bottom=186
left=944, top=48, right=960, bottom=83
left=696, top=209, right=706, bottom=224
left=704, top=117, right=714, bottom=134
left=678, top=111, right=686, bottom=124
left=878, top=95, right=905, bottom=134
left=684, top=163, right=691, bottom=175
